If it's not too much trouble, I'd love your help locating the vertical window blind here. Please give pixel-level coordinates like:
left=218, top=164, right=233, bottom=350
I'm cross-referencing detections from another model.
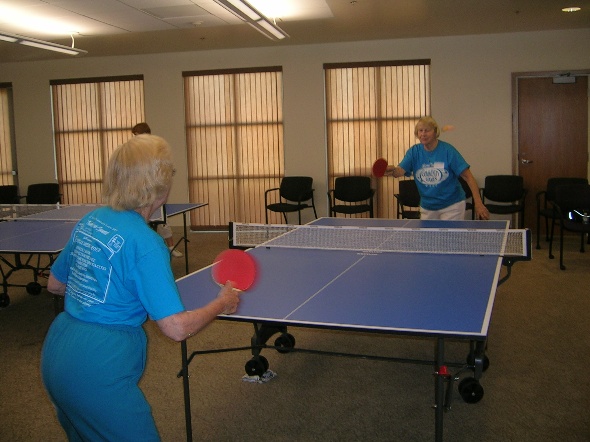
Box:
left=51, top=76, right=144, bottom=204
left=0, top=84, right=15, bottom=186
left=324, top=60, right=431, bottom=218
left=183, top=67, right=284, bottom=229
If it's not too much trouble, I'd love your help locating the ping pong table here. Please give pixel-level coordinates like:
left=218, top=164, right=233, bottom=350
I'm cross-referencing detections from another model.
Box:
left=175, top=217, right=531, bottom=442
left=149, top=203, right=208, bottom=274
left=0, top=203, right=206, bottom=308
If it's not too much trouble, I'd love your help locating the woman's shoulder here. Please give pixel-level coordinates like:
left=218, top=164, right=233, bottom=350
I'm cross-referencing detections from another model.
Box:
left=407, top=144, right=423, bottom=156
left=83, top=206, right=153, bottom=233
left=437, top=139, right=459, bottom=151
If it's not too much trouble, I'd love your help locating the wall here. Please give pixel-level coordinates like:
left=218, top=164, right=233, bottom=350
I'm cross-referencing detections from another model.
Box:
left=1, top=28, right=589, bottom=221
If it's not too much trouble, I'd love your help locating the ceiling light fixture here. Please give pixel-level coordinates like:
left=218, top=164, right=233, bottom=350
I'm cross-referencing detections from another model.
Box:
left=0, top=30, right=87, bottom=56
left=213, top=0, right=289, bottom=40
left=561, top=6, right=581, bottom=12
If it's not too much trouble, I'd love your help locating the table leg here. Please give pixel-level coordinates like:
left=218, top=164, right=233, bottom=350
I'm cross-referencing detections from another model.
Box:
left=180, top=340, right=193, bottom=442
left=434, top=338, right=445, bottom=442
left=182, top=212, right=189, bottom=274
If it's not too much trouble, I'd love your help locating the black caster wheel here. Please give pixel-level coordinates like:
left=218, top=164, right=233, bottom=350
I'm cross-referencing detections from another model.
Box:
left=245, top=356, right=269, bottom=376
left=458, top=377, right=484, bottom=404
left=0, top=294, right=10, bottom=308
left=466, top=354, right=490, bottom=372
left=26, top=282, right=42, bottom=295
left=274, top=333, right=296, bottom=353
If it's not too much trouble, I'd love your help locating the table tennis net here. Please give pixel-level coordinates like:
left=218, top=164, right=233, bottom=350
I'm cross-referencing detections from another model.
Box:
left=0, top=204, right=63, bottom=220
left=231, top=222, right=530, bottom=257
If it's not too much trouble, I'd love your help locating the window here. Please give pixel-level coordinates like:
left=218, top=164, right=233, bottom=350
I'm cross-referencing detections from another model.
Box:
left=183, top=67, right=284, bottom=229
left=0, top=83, right=16, bottom=186
left=51, top=76, right=144, bottom=204
left=324, top=60, right=431, bottom=218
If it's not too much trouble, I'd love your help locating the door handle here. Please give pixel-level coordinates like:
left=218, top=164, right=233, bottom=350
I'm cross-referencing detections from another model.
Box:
left=521, top=159, right=533, bottom=164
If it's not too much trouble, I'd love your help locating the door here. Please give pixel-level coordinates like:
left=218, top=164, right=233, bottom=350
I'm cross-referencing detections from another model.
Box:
left=516, top=74, right=588, bottom=231
left=0, top=84, right=18, bottom=187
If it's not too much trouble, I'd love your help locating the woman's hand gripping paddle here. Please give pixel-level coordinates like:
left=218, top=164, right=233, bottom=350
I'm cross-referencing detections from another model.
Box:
left=212, top=249, right=257, bottom=291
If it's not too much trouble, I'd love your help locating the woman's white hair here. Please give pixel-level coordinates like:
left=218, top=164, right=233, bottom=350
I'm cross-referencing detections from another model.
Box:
left=102, top=134, right=174, bottom=210
left=414, top=116, right=440, bottom=138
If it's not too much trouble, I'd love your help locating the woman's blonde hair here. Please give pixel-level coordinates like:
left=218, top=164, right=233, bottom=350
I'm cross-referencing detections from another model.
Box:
left=103, top=134, right=174, bottom=210
left=414, top=116, right=440, bottom=138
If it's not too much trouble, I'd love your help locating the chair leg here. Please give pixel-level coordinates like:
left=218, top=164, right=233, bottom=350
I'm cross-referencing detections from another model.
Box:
left=549, top=218, right=556, bottom=260
left=536, top=214, right=541, bottom=249
left=559, top=228, right=566, bottom=270
left=265, top=210, right=269, bottom=224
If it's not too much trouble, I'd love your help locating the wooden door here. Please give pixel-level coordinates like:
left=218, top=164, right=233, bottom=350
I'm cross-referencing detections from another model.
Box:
left=517, top=75, right=588, bottom=231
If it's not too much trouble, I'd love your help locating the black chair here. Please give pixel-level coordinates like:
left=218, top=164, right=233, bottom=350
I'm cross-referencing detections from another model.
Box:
left=548, top=183, right=590, bottom=270
left=328, top=176, right=375, bottom=218
left=24, top=183, right=61, bottom=204
left=482, top=175, right=527, bottom=228
left=0, top=185, right=20, bottom=204
left=394, top=180, right=420, bottom=219
left=265, top=176, right=317, bottom=224
left=536, top=177, right=588, bottom=249
left=458, top=176, right=476, bottom=220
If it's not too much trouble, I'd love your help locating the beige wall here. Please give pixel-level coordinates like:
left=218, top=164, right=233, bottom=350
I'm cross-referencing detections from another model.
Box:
left=1, top=28, right=589, bottom=220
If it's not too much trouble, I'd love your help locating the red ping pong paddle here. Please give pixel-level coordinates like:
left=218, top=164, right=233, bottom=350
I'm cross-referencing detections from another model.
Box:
left=372, top=158, right=388, bottom=178
left=212, top=249, right=257, bottom=291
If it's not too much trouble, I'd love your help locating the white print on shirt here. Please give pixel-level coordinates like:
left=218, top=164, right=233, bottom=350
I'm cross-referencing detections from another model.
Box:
left=415, top=162, right=449, bottom=187
left=66, top=216, right=123, bottom=307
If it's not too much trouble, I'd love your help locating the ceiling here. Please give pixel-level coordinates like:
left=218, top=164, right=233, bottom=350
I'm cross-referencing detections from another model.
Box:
left=0, top=0, right=588, bottom=63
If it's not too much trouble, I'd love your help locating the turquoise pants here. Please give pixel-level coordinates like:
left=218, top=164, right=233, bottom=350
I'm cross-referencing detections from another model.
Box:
left=41, top=312, right=160, bottom=441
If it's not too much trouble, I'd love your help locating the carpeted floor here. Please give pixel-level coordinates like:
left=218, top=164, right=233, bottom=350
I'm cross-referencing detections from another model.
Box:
left=0, top=228, right=589, bottom=442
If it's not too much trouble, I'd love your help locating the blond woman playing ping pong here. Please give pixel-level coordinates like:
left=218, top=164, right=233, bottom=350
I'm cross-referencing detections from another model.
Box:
left=386, top=116, right=489, bottom=221
left=41, top=134, right=240, bottom=441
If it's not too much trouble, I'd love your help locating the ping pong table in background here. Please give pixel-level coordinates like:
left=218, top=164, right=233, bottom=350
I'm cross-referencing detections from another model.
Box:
left=175, top=217, right=531, bottom=442
left=150, top=203, right=208, bottom=275
left=0, top=204, right=100, bottom=308
left=0, top=203, right=206, bottom=308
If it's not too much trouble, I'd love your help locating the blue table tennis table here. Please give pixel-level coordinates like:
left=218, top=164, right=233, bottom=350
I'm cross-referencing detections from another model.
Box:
left=150, top=203, right=208, bottom=274
left=0, top=203, right=206, bottom=308
left=175, top=217, right=531, bottom=442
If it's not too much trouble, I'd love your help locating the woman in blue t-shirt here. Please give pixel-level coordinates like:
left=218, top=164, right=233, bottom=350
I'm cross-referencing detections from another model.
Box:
left=41, top=134, right=240, bottom=441
left=386, top=116, right=489, bottom=220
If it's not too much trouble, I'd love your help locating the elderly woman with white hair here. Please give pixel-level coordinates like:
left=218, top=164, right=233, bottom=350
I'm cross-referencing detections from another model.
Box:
left=386, top=116, right=489, bottom=221
left=41, top=134, right=240, bottom=441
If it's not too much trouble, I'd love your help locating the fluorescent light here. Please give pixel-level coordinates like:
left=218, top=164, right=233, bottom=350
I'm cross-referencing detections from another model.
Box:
left=257, top=20, right=288, bottom=40
left=213, top=0, right=289, bottom=40
left=0, top=34, right=19, bottom=43
left=0, top=31, right=87, bottom=56
left=20, top=40, right=81, bottom=56
left=226, top=0, right=261, bottom=20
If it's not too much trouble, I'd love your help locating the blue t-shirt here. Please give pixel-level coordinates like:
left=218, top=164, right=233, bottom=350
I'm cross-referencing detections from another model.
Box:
left=398, top=140, right=469, bottom=210
left=50, top=206, right=185, bottom=327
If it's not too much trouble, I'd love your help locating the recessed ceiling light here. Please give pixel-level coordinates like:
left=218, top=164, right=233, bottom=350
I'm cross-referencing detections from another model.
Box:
left=562, top=7, right=581, bottom=12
